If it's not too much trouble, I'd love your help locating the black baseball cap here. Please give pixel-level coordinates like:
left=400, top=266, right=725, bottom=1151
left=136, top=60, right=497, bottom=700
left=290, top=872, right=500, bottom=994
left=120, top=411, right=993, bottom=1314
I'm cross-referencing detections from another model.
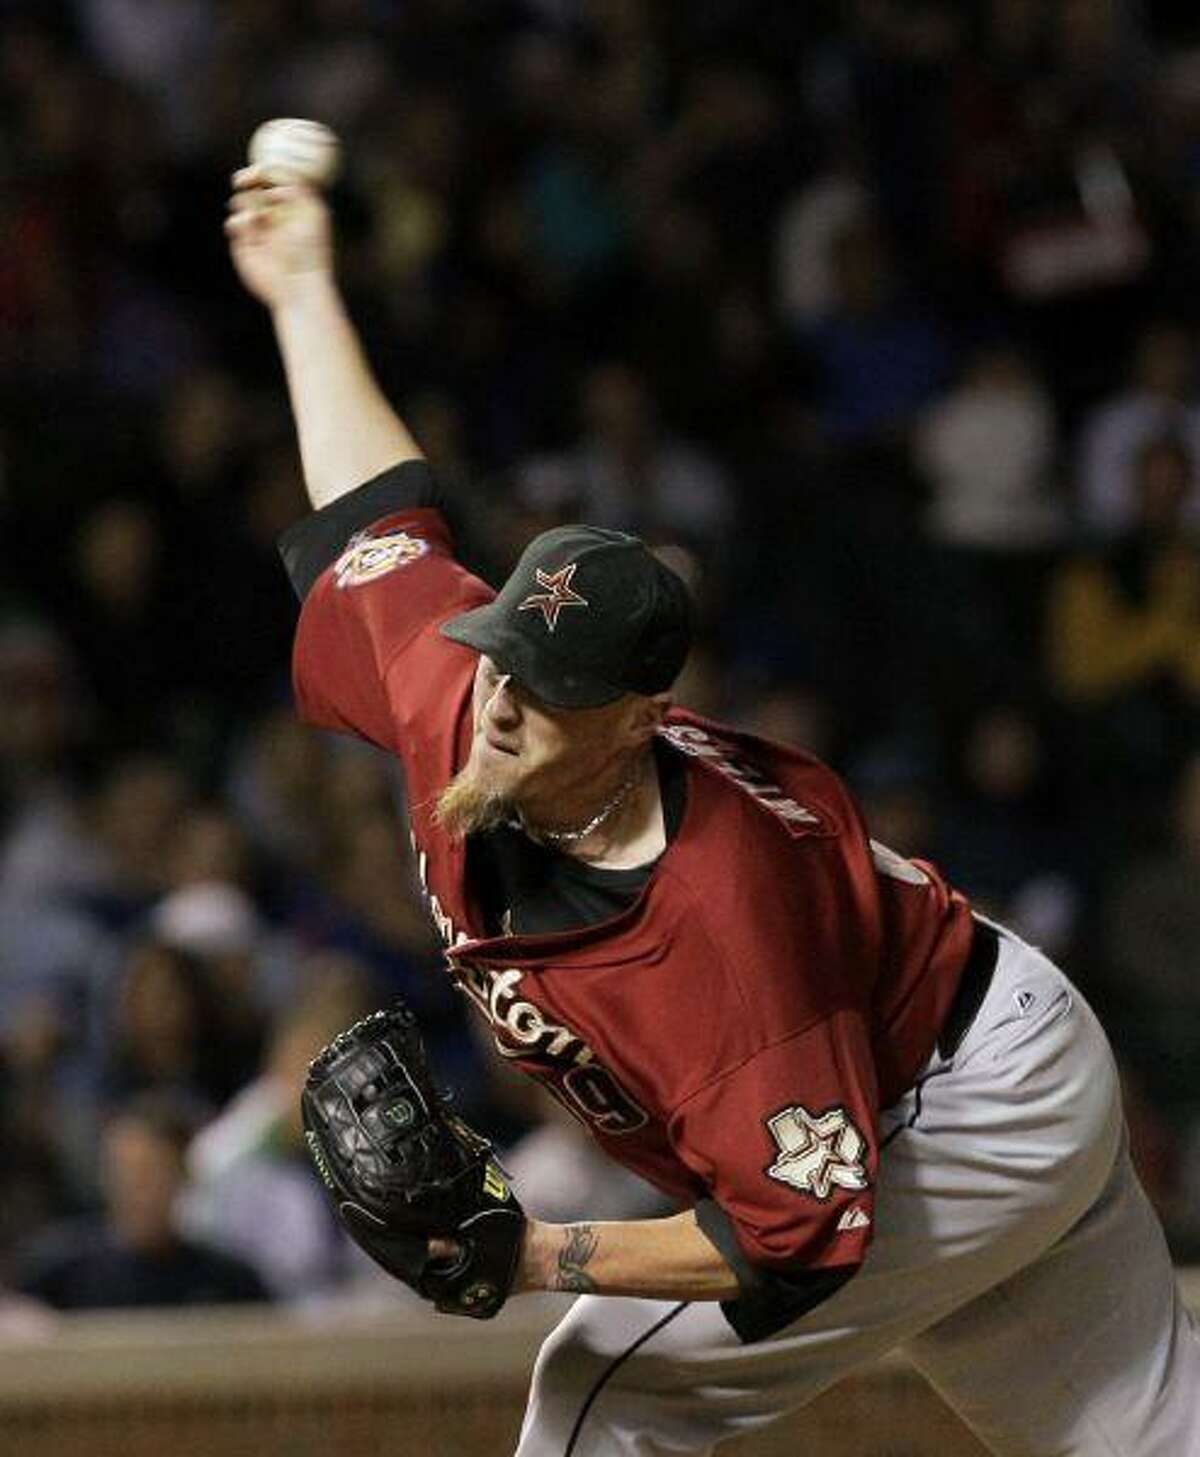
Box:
left=440, top=525, right=694, bottom=708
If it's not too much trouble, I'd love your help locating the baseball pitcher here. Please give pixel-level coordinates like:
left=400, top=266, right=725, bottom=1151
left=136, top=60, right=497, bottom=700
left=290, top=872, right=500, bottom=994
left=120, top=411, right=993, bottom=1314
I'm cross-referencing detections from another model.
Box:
left=226, top=169, right=1200, bottom=1455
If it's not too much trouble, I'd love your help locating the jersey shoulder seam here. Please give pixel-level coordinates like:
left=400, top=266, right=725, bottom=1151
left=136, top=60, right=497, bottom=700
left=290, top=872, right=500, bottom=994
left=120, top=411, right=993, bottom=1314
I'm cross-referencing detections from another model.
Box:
left=373, top=582, right=489, bottom=688
left=652, top=860, right=837, bottom=1112
left=666, top=1015, right=837, bottom=1117
left=653, top=858, right=751, bottom=1008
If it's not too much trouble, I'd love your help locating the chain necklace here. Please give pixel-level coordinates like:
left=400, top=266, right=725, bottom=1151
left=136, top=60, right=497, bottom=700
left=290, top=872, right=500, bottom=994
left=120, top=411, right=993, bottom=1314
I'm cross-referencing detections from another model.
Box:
left=521, top=768, right=641, bottom=844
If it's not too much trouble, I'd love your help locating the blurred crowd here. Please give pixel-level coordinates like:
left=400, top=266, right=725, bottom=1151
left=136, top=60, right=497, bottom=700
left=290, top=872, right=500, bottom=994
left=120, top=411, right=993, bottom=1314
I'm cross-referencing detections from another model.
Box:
left=3, top=0, right=1200, bottom=1317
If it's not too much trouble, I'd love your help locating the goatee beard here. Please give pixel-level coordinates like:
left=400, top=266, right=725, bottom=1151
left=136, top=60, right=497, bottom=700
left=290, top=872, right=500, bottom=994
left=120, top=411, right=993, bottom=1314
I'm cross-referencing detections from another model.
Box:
left=434, top=762, right=515, bottom=840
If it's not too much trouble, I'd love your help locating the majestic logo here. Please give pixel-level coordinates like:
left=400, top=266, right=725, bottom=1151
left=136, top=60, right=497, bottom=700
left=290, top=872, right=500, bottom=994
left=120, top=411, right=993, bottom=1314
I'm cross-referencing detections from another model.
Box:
left=333, top=529, right=428, bottom=588
left=836, top=1205, right=871, bottom=1232
left=518, top=562, right=589, bottom=632
left=764, top=1104, right=869, bottom=1200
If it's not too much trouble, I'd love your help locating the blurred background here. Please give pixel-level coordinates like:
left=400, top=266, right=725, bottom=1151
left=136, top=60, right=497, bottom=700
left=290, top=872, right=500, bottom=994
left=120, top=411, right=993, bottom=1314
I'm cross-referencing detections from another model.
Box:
left=0, top=0, right=1199, bottom=1446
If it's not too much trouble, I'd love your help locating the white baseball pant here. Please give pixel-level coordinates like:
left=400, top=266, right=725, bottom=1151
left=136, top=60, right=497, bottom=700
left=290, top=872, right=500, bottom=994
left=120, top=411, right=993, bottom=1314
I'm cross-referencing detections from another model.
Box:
left=515, top=924, right=1200, bottom=1455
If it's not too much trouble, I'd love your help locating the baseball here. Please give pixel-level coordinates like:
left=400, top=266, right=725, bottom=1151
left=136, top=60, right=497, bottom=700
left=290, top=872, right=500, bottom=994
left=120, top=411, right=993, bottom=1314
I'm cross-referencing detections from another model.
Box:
left=247, top=118, right=341, bottom=188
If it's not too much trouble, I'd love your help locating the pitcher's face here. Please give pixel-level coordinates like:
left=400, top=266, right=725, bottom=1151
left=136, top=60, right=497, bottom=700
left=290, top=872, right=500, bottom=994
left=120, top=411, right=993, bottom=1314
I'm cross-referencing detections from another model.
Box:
left=436, top=656, right=656, bottom=839
left=469, top=655, right=637, bottom=797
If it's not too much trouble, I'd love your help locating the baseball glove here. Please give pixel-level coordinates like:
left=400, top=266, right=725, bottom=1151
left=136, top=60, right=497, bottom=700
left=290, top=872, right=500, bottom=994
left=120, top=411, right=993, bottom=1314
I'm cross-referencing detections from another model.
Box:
left=301, top=1003, right=525, bottom=1318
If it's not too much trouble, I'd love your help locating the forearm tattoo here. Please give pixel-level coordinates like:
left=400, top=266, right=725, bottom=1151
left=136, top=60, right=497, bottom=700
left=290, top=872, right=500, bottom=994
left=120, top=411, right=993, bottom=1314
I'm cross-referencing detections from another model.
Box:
left=553, top=1223, right=600, bottom=1294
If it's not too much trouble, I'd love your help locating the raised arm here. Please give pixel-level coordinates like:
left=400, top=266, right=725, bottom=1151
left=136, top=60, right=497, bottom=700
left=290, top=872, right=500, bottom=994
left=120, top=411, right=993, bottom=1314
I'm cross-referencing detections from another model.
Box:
left=225, top=166, right=422, bottom=509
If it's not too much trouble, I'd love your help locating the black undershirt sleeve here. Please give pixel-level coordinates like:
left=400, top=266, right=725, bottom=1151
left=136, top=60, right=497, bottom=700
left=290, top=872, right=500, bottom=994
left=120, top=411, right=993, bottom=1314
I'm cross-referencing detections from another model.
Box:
left=277, top=458, right=444, bottom=600
left=694, top=1198, right=857, bottom=1343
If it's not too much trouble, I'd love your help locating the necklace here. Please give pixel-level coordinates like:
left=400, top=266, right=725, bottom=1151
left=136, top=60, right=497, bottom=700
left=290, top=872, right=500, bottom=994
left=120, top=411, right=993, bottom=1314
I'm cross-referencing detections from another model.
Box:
left=521, top=769, right=641, bottom=844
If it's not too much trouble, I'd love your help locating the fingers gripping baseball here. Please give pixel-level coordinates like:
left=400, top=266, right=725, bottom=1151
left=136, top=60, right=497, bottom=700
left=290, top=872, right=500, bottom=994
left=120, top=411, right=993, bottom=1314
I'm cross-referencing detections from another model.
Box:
left=225, top=167, right=334, bottom=309
left=301, top=1005, right=526, bottom=1319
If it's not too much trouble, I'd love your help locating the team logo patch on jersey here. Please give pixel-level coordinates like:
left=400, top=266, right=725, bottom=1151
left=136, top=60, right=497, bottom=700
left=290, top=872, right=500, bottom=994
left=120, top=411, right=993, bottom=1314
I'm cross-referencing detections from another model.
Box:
left=764, top=1104, right=869, bottom=1200
left=333, top=529, right=428, bottom=588
left=517, top=562, right=589, bottom=632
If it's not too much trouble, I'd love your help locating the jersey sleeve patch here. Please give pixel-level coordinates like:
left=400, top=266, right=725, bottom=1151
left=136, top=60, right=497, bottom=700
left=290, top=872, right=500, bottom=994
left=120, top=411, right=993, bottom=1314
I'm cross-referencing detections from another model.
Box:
left=764, top=1103, right=868, bottom=1200
left=334, top=529, right=428, bottom=588
left=667, top=1012, right=880, bottom=1270
left=278, top=458, right=443, bottom=599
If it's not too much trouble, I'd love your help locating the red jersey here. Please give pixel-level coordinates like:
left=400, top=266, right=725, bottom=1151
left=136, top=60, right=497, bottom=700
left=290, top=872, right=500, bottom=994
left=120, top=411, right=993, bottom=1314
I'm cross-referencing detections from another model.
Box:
left=284, top=470, right=976, bottom=1282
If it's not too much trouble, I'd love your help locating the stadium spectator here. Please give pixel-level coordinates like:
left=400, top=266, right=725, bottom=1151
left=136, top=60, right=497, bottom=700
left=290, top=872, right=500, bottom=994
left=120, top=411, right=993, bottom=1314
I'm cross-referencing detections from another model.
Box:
left=11, top=1091, right=270, bottom=1310
left=164, top=802, right=254, bottom=891
left=915, top=344, right=1063, bottom=700
left=57, top=500, right=182, bottom=739
left=313, top=810, right=489, bottom=1120
left=0, top=619, right=98, bottom=904
left=936, top=703, right=1082, bottom=956
left=182, top=962, right=377, bottom=1303
left=1099, top=752, right=1200, bottom=1120
left=77, top=754, right=192, bottom=933
left=1047, top=434, right=1200, bottom=822
left=0, top=1062, right=80, bottom=1281
left=796, top=209, right=953, bottom=449
left=96, top=938, right=257, bottom=1112
left=514, top=361, right=732, bottom=552
left=1075, top=322, right=1200, bottom=536
left=501, top=1096, right=673, bottom=1225
left=917, top=343, right=1062, bottom=552
left=226, top=706, right=331, bottom=876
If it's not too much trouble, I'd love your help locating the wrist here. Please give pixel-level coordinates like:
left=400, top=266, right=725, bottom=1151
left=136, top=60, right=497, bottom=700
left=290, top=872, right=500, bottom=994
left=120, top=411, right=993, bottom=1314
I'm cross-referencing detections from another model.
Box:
left=515, top=1218, right=554, bottom=1294
left=269, top=267, right=340, bottom=319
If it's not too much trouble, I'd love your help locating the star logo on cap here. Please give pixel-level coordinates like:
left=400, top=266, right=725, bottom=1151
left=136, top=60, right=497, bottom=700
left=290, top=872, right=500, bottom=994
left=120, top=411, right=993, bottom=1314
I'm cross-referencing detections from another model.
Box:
left=517, top=562, right=589, bottom=632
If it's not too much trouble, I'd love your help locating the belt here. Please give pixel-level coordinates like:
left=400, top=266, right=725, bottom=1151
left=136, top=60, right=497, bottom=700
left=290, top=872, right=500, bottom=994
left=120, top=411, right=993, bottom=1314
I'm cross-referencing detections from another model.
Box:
left=936, top=918, right=999, bottom=1061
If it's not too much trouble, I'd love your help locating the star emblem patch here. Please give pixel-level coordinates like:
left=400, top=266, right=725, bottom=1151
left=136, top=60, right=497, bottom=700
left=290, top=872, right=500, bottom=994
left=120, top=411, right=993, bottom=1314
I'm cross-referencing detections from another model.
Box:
left=764, top=1104, right=868, bottom=1200
left=517, top=561, right=589, bottom=632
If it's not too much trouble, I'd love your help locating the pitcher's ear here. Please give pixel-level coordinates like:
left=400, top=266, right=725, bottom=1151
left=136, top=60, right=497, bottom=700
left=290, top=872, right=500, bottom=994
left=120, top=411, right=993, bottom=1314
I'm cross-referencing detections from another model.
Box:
left=624, top=692, right=670, bottom=745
